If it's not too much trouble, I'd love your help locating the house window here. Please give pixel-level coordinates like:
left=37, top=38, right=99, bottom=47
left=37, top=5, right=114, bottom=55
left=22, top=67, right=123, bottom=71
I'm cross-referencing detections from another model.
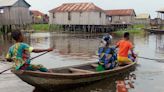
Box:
left=99, top=12, right=102, bottom=18
left=0, top=9, right=4, bottom=14
left=80, top=12, right=82, bottom=17
left=68, top=12, right=71, bottom=21
left=108, top=16, right=112, bottom=22
left=53, top=13, right=55, bottom=18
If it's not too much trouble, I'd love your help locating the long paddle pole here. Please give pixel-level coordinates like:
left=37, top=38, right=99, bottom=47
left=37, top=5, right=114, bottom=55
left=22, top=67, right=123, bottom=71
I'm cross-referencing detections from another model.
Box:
left=138, top=56, right=164, bottom=62
left=0, top=51, right=50, bottom=74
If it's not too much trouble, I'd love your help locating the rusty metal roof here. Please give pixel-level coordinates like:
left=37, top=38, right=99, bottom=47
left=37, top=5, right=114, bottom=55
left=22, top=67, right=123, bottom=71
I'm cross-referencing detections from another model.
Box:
left=105, top=9, right=136, bottom=16
left=30, top=10, right=45, bottom=16
left=49, top=3, right=104, bottom=13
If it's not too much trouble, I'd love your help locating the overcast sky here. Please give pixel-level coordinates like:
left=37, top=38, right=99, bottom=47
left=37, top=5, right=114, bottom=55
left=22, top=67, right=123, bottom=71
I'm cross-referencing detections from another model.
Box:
left=26, top=0, right=164, bottom=18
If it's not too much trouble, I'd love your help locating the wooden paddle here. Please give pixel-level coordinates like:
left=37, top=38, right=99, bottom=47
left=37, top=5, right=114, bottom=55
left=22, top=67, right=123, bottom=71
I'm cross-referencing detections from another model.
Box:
left=0, top=51, right=50, bottom=74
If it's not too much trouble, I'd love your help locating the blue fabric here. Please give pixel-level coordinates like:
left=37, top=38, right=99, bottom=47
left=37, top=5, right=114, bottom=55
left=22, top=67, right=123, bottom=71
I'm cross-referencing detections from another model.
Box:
left=98, top=47, right=117, bottom=69
left=98, top=47, right=104, bottom=55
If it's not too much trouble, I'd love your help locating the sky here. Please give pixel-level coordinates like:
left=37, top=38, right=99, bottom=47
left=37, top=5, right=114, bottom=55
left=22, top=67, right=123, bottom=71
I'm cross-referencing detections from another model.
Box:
left=26, top=0, right=164, bottom=18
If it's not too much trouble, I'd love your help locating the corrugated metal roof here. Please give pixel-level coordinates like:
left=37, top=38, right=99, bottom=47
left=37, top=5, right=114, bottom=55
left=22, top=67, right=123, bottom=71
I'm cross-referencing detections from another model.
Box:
left=157, top=8, right=164, bottom=13
left=49, top=2, right=104, bottom=13
left=30, top=10, right=45, bottom=16
left=135, top=13, right=150, bottom=19
left=0, top=0, right=30, bottom=7
left=105, top=9, right=136, bottom=16
left=0, top=0, right=18, bottom=7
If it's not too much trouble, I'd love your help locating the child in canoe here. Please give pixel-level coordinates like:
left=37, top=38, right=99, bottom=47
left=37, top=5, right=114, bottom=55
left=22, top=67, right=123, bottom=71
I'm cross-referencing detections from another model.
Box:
left=97, top=34, right=117, bottom=71
left=6, top=30, right=53, bottom=72
left=115, top=32, right=136, bottom=65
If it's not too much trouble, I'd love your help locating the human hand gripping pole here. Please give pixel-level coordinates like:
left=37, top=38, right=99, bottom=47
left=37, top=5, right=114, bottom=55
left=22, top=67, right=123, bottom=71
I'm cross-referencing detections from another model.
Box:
left=0, top=48, right=54, bottom=74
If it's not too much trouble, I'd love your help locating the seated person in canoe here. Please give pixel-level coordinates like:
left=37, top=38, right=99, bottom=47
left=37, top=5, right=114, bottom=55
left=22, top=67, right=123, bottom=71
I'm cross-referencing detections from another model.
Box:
left=6, top=30, right=53, bottom=72
left=115, top=32, right=136, bottom=65
left=97, top=34, right=117, bottom=71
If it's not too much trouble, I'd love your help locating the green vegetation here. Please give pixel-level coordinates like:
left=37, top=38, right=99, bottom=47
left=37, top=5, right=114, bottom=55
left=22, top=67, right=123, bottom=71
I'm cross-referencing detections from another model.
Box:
left=31, top=24, right=63, bottom=32
left=133, top=24, right=145, bottom=29
left=113, top=24, right=145, bottom=35
left=31, top=24, right=49, bottom=32
left=49, top=24, right=63, bottom=31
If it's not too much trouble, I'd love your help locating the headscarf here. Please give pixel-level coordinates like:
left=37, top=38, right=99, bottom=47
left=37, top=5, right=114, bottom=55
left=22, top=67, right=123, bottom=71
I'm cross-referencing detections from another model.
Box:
left=101, top=34, right=112, bottom=46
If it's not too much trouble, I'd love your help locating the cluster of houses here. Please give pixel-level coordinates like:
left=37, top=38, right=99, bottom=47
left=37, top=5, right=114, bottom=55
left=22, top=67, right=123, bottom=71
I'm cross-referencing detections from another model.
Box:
left=48, top=2, right=151, bottom=31
left=0, top=0, right=163, bottom=32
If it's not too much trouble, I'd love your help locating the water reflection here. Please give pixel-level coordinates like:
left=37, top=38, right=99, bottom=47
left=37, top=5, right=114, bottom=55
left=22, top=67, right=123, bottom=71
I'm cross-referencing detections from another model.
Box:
left=0, top=36, right=12, bottom=57
left=156, top=34, right=164, bottom=54
left=50, top=33, right=103, bottom=55
left=32, top=72, right=136, bottom=92
left=116, top=73, right=136, bottom=92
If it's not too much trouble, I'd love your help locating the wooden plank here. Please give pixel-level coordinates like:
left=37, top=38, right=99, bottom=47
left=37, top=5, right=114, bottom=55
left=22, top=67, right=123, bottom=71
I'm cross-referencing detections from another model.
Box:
left=69, top=68, right=95, bottom=73
left=90, top=64, right=98, bottom=68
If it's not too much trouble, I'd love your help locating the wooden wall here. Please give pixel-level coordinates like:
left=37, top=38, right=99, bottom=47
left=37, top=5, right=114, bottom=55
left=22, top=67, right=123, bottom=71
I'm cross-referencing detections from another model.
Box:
left=0, top=7, right=31, bottom=25
left=49, top=11, right=106, bottom=25
left=0, top=0, right=31, bottom=26
left=110, top=16, right=135, bottom=24
left=134, top=18, right=150, bottom=25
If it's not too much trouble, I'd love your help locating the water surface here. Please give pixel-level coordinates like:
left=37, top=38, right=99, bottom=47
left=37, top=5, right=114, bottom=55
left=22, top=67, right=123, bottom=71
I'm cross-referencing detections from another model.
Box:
left=0, top=32, right=164, bottom=92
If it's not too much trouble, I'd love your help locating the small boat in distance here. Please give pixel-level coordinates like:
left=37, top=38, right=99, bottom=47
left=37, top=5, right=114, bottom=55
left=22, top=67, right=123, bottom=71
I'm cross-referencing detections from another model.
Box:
left=144, top=28, right=164, bottom=34
left=11, top=61, right=137, bottom=91
left=144, top=18, right=164, bottom=34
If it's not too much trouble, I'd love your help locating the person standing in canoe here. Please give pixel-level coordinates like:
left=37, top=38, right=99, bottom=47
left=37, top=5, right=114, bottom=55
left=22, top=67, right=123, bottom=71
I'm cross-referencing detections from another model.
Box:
left=6, top=30, right=53, bottom=72
left=97, top=34, right=117, bottom=71
left=115, top=32, right=136, bottom=65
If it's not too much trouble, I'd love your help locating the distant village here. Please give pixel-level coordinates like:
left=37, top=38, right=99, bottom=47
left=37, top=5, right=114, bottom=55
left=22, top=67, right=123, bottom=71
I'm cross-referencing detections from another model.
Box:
left=0, top=0, right=164, bottom=33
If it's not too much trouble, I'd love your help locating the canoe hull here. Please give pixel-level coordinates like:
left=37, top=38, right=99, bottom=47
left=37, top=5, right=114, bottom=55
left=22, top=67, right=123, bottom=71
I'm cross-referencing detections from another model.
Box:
left=12, top=62, right=136, bottom=90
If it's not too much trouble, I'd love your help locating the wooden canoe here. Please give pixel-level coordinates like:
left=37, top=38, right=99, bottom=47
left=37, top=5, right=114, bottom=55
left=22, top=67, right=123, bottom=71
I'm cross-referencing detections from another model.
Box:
left=11, top=61, right=137, bottom=91
left=144, top=28, right=164, bottom=34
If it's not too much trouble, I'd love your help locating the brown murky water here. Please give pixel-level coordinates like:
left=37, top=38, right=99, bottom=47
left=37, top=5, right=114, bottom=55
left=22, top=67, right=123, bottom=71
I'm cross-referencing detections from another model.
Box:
left=1, top=32, right=164, bottom=92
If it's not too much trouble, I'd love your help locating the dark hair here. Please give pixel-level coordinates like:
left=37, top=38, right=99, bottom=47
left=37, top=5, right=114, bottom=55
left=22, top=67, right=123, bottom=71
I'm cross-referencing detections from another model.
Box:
left=124, top=32, right=130, bottom=38
left=11, top=30, right=22, bottom=41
